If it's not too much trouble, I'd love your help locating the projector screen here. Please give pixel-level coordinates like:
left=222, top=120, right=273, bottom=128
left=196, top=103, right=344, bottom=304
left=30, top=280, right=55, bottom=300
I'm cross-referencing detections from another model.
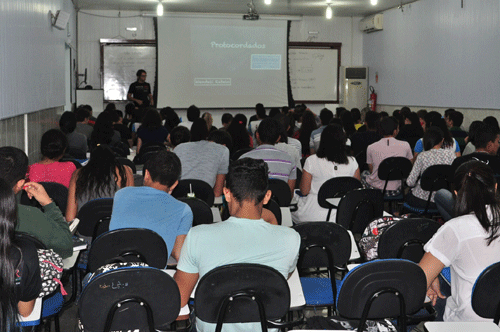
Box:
left=157, top=17, right=288, bottom=108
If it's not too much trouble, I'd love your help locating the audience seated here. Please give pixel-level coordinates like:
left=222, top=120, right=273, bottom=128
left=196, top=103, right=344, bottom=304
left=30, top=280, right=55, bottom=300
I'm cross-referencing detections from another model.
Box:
left=351, top=108, right=362, bottom=130
left=110, top=110, right=133, bottom=148
left=341, top=110, right=357, bottom=139
left=293, top=110, right=317, bottom=158
left=74, top=106, right=93, bottom=139
left=274, top=113, right=302, bottom=171
left=226, top=114, right=252, bottom=154
left=60, top=111, right=87, bottom=159
left=207, top=130, right=233, bottom=153
left=241, top=117, right=297, bottom=194
left=292, top=124, right=360, bottom=223
left=309, top=108, right=334, bottom=154
left=406, top=127, right=456, bottom=210
left=220, top=113, right=233, bottom=131
left=462, top=120, right=482, bottom=156
left=136, top=109, right=169, bottom=155
left=446, top=109, right=467, bottom=150
left=109, top=151, right=192, bottom=261
left=173, top=158, right=300, bottom=332
left=350, top=111, right=381, bottom=157
left=396, top=112, right=424, bottom=150
left=0, top=147, right=72, bottom=258
left=414, top=115, right=460, bottom=161
left=161, top=106, right=181, bottom=132
left=248, top=103, right=267, bottom=145
left=178, top=104, right=200, bottom=130
left=202, top=112, right=217, bottom=132
left=27, top=129, right=77, bottom=188
left=419, top=161, right=500, bottom=322
left=168, top=126, right=190, bottom=149
left=89, top=111, right=124, bottom=154
left=65, top=145, right=134, bottom=222
left=361, top=117, right=412, bottom=196
left=174, top=118, right=230, bottom=197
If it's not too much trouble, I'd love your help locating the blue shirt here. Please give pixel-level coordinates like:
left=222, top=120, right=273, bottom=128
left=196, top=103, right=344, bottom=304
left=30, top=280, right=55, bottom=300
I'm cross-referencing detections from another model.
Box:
left=414, top=137, right=460, bottom=153
left=109, top=186, right=193, bottom=259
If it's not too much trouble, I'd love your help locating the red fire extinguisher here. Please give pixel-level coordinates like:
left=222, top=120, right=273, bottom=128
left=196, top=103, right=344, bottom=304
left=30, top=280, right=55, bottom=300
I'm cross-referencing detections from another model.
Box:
left=369, top=86, right=377, bottom=112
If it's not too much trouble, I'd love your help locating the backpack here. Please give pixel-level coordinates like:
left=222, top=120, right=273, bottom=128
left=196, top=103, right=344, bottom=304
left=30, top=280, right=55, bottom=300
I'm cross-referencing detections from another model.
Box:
left=358, top=216, right=402, bottom=261
left=37, top=249, right=65, bottom=297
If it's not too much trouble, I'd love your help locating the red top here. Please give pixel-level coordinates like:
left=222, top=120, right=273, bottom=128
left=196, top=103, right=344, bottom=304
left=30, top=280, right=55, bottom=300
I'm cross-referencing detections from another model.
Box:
left=27, top=162, right=77, bottom=188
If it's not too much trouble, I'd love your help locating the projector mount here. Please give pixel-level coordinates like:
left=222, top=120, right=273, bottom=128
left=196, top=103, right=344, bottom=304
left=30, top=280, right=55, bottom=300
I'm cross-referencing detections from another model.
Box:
left=243, top=0, right=260, bottom=20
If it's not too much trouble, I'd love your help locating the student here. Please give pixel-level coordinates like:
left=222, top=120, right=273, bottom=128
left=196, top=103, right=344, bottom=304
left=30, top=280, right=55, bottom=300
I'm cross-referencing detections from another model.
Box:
left=419, top=160, right=500, bottom=322
left=414, top=116, right=460, bottom=161
left=220, top=113, right=233, bottom=131
left=74, top=106, right=93, bottom=139
left=60, top=111, right=87, bottom=160
left=174, top=158, right=300, bottom=332
left=446, top=109, right=467, bottom=150
left=168, top=126, right=190, bottom=149
left=309, top=108, right=334, bottom=154
left=178, top=105, right=200, bottom=130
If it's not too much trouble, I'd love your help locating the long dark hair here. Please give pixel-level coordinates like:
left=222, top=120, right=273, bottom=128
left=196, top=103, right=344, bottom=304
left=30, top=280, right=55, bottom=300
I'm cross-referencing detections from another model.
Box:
left=227, top=120, right=250, bottom=154
left=0, top=178, right=21, bottom=330
left=90, top=112, right=115, bottom=149
left=141, top=109, right=162, bottom=131
left=75, top=145, right=127, bottom=200
left=454, top=161, right=500, bottom=245
left=429, top=117, right=454, bottom=149
left=298, top=111, right=317, bottom=156
left=316, top=124, right=349, bottom=164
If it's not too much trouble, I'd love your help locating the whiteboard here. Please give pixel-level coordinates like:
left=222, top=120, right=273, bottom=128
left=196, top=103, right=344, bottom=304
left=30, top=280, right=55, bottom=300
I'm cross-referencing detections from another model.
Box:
left=102, top=43, right=156, bottom=101
left=289, top=45, right=340, bottom=103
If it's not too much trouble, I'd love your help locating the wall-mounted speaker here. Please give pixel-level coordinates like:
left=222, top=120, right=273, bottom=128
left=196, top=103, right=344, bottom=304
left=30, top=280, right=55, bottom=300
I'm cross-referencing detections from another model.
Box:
left=51, top=10, right=70, bottom=30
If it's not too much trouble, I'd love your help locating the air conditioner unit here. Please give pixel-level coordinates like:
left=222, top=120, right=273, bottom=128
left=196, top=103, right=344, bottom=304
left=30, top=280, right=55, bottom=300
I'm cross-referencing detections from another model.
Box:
left=340, top=67, right=368, bottom=110
left=359, top=14, right=383, bottom=33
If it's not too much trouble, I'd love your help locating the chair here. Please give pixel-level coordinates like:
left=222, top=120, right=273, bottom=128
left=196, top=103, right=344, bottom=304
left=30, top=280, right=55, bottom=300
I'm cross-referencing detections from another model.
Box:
left=20, top=182, right=68, bottom=216
left=230, top=147, right=253, bottom=161
left=378, top=218, right=441, bottom=262
left=268, top=179, right=292, bottom=207
left=117, top=157, right=136, bottom=174
left=264, top=198, right=282, bottom=226
left=178, top=197, right=214, bottom=226
left=79, top=265, right=181, bottom=332
left=87, top=228, right=168, bottom=273
left=378, top=156, right=413, bottom=212
left=317, top=177, right=363, bottom=221
left=292, top=222, right=351, bottom=314
left=336, top=259, right=427, bottom=332
left=404, top=164, right=453, bottom=215
left=472, top=261, right=500, bottom=324
left=195, top=263, right=301, bottom=332
left=77, top=198, right=114, bottom=241
left=336, top=188, right=384, bottom=235
left=172, top=179, right=215, bottom=207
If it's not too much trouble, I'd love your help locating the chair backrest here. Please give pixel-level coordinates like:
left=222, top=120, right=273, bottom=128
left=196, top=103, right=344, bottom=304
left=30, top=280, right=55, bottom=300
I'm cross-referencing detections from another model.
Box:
left=172, top=179, right=215, bottom=207
left=268, top=179, right=292, bottom=207
left=77, top=198, right=114, bottom=240
left=231, top=147, right=253, bottom=161
left=336, top=189, right=384, bottom=234
left=317, top=177, right=363, bottom=210
left=378, top=218, right=441, bottom=262
left=420, top=164, right=453, bottom=193
left=117, top=157, right=136, bottom=174
left=194, top=263, right=290, bottom=329
left=87, top=228, right=168, bottom=273
left=337, top=259, right=427, bottom=332
left=79, top=265, right=180, bottom=332
left=177, top=197, right=214, bottom=226
left=472, top=261, right=500, bottom=324
left=20, top=182, right=69, bottom=216
left=378, top=157, right=413, bottom=194
left=15, top=232, right=47, bottom=250
left=264, top=199, right=282, bottom=226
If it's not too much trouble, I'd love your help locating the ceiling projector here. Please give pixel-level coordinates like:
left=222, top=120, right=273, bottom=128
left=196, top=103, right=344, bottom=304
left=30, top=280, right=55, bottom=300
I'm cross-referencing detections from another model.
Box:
left=243, top=13, right=260, bottom=20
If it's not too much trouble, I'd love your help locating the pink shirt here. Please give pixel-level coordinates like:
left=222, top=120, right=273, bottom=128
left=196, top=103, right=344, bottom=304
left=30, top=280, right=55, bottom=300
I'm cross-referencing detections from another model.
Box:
left=366, top=137, right=413, bottom=190
left=27, top=161, right=77, bottom=188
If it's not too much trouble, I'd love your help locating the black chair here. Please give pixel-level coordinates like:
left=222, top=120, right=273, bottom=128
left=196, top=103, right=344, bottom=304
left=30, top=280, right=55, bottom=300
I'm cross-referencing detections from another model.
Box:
left=292, top=222, right=351, bottom=315
left=317, top=177, right=363, bottom=221
left=79, top=265, right=181, bottom=332
left=178, top=197, right=214, bottom=226
left=87, top=228, right=168, bottom=273
left=230, top=147, right=253, bottom=161
left=378, top=218, right=441, bottom=262
left=336, top=188, right=384, bottom=235
left=404, top=164, right=453, bottom=215
left=77, top=198, right=114, bottom=241
left=472, top=261, right=500, bottom=324
left=295, top=168, right=302, bottom=189
left=336, top=259, right=427, bottom=332
left=195, top=263, right=301, bottom=332
left=172, top=179, right=215, bottom=207
left=20, top=182, right=68, bottom=216
left=378, top=157, right=413, bottom=212
left=117, top=157, right=136, bottom=174
left=268, top=179, right=292, bottom=207
left=264, top=199, right=282, bottom=226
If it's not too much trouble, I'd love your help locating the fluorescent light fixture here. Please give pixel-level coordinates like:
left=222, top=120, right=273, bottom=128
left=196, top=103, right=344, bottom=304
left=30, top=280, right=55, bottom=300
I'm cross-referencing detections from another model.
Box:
left=370, top=0, right=378, bottom=5
left=126, top=27, right=137, bottom=31
left=325, top=5, right=333, bottom=19
left=157, top=2, right=164, bottom=16
left=264, top=0, right=271, bottom=4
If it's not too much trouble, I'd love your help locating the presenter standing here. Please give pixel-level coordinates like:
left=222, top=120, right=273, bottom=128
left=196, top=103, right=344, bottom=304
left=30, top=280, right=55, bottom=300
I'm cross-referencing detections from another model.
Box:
left=127, top=69, right=154, bottom=108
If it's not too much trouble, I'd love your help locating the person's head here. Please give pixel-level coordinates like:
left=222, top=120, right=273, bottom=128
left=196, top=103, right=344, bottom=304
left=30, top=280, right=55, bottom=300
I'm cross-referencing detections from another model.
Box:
left=106, top=110, right=120, bottom=124
left=143, top=150, right=181, bottom=191
left=59, top=111, right=77, bottom=134
left=444, top=108, right=455, bottom=121
left=319, top=108, right=334, bottom=126
left=115, top=110, right=124, bottom=123
left=405, top=112, right=420, bottom=126
left=400, top=106, right=411, bottom=119
left=417, top=109, right=428, bottom=128
left=351, top=108, right=361, bottom=124
left=0, top=147, right=28, bottom=193
left=81, top=104, right=93, bottom=116
left=186, top=105, right=200, bottom=122
left=424, top=111, right=442, bottom=131
left=467, top=120, right=483, bottom=146
left=221, top=113, right=233, bottom=128
left=226, top=118, right=250, bottom=153
left=169, top=126, right=191, bottom=147
left=483, top=116, right=500, bottom=135
left=274, top=113, right=291, bottom=143
left=75, top=107, right=90, bottom=123
left=281, top=106, right=290, bottom=115
left=202, top=112, right=213, bottom=130
left=454, top=160, right=500, bottom=245
left=379, top=111, right=389, bottom=119
left=90, top=112, right=115, bottom=148
left=190, top=118, right=209, bottom=142
left=341, top=111, right=356, bottom=137
left=379, top=116, right=398, bottom=137
left=316, top=124, right=348, bottom=164
left=224, top=158, right=271, bottom=209
left=161, top=107, right=180, bottom=132
left=423, top=126, right=444, bottom=151
left=293, top=104, right=306, bottom=122
left=104, top=103, right=116, bottom=112
left=269, top=108, right=280, bottom=118
left=392, top=111, right=405, bottom=128
left=76, top=145, right=127, bottom=200
left=335, top=107, right=346, bottom=119
left=428, top=117, right=453, bottom=148
left=232, top=113, right=247, bottom=127
left=365, top=111, right=380, bottom=130
left=256, top=118, right=280, bottom=145
left=255, top=103, right=266, bottom=119
left=447, top=110, right=463, bottom=128
left=208, top=130, right=233, bottom=151
left=141, top=109, right=162, bottom=130
left=136, top=69, right=147, bottom=83
left=41, top=129, right=68, bottom=161
left=125, top=103, right=136, bottom=119
left=474, top=122, right=500, bottom=155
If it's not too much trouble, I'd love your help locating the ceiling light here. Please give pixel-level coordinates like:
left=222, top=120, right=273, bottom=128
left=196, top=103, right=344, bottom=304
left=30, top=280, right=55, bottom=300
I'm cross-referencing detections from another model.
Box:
left=371, top=0, right=378, bottom=5
left=157, top=2, right=164, bottom=16
left=126, top=27, right=137, bottom=31
left=264, top=0, right=271, bottom=5
left=326, top=5, right=333, bottom=19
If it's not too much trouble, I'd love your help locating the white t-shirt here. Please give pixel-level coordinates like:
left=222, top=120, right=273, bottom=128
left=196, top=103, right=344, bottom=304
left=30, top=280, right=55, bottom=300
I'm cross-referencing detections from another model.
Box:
left=292, top=155, right=358, bottom=223
left=424, top=210, right=500, bottom=322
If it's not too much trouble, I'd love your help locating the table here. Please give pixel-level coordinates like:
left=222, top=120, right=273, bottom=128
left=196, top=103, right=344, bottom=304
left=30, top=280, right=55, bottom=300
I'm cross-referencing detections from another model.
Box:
left=424, top=322, right=500, bottom=332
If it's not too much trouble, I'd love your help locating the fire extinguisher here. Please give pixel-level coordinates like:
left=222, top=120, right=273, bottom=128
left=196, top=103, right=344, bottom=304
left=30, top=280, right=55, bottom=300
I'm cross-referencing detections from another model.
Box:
left=369, top=86, right=377, bottom=112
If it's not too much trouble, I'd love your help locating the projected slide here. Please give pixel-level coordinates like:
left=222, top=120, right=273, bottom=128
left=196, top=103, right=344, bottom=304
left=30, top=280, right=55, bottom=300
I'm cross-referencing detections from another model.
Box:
left=157, top=17, right=288, bottom=108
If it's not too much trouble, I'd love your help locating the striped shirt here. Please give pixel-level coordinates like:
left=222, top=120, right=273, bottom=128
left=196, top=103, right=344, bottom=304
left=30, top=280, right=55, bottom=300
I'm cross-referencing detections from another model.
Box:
left=240, top=144, right=297, bottom=182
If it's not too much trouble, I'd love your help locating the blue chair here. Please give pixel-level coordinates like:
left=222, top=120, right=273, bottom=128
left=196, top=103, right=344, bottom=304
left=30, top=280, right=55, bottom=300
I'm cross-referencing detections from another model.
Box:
left=471, top=261, right=500, bottom=324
